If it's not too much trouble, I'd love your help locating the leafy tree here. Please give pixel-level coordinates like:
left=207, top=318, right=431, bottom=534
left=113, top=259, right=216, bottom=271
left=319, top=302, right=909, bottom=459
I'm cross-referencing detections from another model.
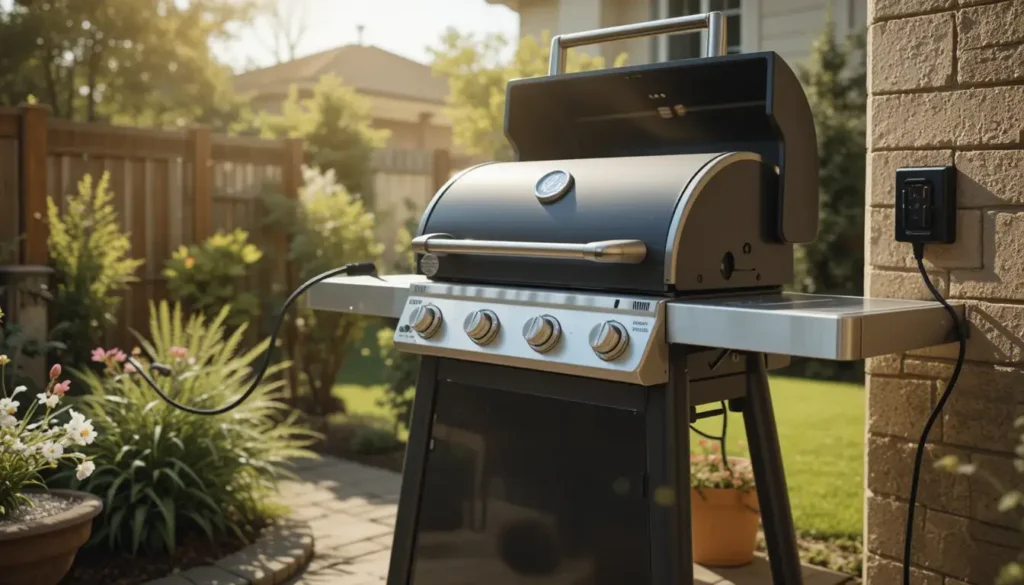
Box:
left=430, top=29, right=627, bottom=161
left=47, top=172, right=143, bottom=375
left=0, top=0, right=252, bottom=129
left=793, top=22, right=866, bottom=296
left=248, top=75, right=390, bottom=199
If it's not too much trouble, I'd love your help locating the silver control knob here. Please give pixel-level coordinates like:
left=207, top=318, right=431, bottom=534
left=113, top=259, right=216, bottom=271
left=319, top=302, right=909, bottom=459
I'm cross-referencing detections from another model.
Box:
left=589, top=321, right=629, bottom=360
left=409, top=304, right=442, bottom=339
left=522, top=315, right=561, bottom=353
left=463, top=310, right=500, bottom=345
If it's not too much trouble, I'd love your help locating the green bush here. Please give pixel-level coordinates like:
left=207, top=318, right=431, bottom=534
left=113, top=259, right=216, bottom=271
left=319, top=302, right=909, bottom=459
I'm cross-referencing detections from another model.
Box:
left=350, top=424, right=402, bottom=455
left=263, top=167, right=382, bottom=415
left=163, top=229, right=264, bottom=329
left=53, top=302, right=317, bottom=555
left=47, top=172, right=143, bottom=374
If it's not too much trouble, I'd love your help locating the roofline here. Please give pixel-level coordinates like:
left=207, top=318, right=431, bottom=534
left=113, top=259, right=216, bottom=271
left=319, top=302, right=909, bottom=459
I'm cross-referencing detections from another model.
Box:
left=485, top=0, right=519, bottom=9
left=244, top=85, right=448, bottom=107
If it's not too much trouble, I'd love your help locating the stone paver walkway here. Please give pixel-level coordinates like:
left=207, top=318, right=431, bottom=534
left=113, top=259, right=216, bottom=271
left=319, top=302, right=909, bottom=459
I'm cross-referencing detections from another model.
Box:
left=277, top=456, right=853, bottom=585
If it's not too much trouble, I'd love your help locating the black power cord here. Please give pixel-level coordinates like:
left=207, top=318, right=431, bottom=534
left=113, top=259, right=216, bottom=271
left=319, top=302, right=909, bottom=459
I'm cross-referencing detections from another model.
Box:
left=903, top=242, right=967, bottom=585
left=691, top=401, right=731, bottom=472
left=126, top=262, right=379, bottom=415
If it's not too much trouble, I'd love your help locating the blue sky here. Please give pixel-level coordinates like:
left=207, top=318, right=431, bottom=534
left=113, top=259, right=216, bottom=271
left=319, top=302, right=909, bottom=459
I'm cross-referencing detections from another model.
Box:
left=215, top=0, right=520, bottom=70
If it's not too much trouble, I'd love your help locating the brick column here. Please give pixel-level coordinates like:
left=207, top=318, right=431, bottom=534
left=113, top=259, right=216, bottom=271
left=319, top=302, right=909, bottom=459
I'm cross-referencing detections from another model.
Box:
left=866, top=1, right=1024, bottom=583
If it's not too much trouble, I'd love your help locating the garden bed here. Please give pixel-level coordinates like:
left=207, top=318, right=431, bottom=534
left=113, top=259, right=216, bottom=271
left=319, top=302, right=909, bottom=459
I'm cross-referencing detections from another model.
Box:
left=60, top=522, right=266, bottom=585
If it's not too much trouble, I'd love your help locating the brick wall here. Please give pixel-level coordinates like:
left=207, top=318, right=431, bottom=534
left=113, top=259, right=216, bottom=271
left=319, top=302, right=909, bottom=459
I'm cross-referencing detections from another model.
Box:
left=865, top=1, right=1024, bottom=583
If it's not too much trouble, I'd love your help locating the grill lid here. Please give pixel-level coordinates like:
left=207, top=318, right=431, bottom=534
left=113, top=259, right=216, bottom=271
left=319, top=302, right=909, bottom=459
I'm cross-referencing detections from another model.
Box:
left=414, top=152, right=794, bottom=295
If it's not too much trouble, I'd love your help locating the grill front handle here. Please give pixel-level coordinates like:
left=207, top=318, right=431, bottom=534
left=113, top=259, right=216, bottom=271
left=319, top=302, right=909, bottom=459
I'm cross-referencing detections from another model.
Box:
left=549, top=12, right=728, bottom=75
left=411, top=234, right=648, bottom=264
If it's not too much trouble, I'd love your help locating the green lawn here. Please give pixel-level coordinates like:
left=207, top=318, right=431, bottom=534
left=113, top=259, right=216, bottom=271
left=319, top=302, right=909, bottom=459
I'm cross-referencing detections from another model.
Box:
left=334, top=375, right=865, bottom=538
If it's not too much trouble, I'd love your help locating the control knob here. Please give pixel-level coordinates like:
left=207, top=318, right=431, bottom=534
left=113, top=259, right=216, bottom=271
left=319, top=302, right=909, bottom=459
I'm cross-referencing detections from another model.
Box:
left=522, top=315, right=561, bottom=353
left=589, top=321, right=629, bottom=361
left=464, top=309, right=500, bottom=345
left=409, top=304, right=443, bottom=339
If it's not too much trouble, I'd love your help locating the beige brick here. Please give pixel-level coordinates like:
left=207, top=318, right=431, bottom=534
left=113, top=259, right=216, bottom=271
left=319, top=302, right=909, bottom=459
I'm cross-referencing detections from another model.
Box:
left=866, top=495, right=927, bottom=559
left=956, top=150, right=1024, bottom=207
left=969, top=518, right=1024, bottom=549
left=865, top=553, right=942, bottom=585
left=870, top=13, right=954, bottom=92
left=867, top=353, right=903, bottom=374
left=959, top=44, right=1024, bottom=85
left=868, top=375, right=938, bottom=440
left=952, top=212, right=1024, bottom=300
left=868, top=268, right=949, bottom=299
left=868, top=208, right=983, bottom=269
left=867, top=435, right=971, bottom=515
left=957, top=0, right=1024, bottom=50
left=871, top=87, right=1024, bottom=149
left=971, top=452, right=1024, bottom=529
left=869, top=150, right=954, bottom=207
left=870, top=0, right=954, bottom=22
left=901, top=361, right=1021, bottom=451
left=920, top=510, right=1019, bottom=583
left=906, top=301, right=1024, bottom=363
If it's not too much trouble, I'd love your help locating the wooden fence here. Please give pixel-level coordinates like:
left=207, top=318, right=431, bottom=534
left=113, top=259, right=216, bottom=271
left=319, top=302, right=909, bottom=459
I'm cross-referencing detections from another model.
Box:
left=0, top=104, right=467, bottom=347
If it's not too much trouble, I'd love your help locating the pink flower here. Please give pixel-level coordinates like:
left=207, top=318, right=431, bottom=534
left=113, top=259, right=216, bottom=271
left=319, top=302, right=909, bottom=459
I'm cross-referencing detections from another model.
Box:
left=124, top=363, right=138, bottom=374
left=698, top=439, right=709, bottom=448
left=107, top=349, right=127, bottom=363
left=91, top=348, right=107, bottom=363
left=52, top=380, right=71, bottom=396
left=49, top=364, right=61, bottom=379
left=711, top=443, right=720, bottom=453
left=169, top=346, right=188, bottom=360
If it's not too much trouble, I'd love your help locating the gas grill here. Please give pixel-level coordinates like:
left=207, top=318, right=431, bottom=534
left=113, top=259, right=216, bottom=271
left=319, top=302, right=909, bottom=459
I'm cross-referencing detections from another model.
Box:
left=308, top=13, right=962, bottom=585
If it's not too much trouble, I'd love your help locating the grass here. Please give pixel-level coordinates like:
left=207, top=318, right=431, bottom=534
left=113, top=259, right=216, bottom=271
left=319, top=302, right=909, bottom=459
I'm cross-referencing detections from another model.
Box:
left=333, top=375, right=865, bottom=538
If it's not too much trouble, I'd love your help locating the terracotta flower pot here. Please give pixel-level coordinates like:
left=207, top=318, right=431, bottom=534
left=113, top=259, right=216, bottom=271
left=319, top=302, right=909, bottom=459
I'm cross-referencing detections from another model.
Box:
left=691, top=487, right=760, bottom=567
left=0, top=489, right=103, bottom=585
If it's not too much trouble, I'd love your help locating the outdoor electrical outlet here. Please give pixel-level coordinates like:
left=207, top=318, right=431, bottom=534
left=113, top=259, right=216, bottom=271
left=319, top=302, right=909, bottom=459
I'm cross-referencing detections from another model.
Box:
left=895, top=166, right=957, bottom=244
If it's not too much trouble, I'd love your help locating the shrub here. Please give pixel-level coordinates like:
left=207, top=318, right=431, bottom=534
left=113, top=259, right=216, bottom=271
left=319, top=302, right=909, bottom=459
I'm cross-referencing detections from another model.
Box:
left=52, top=302, right=317, bottom=555
left=163, top=229, right=264, bottom=329
left=47, top=172, right=143, bottom=374
left=350, top=424, right=402, bottom=456
left=263, top=167, right=382, bottom=415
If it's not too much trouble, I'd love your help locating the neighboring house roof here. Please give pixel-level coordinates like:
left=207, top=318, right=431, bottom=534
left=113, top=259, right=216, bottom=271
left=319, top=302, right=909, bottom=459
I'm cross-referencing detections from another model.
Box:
left=234, top=44, right=449, bottom=105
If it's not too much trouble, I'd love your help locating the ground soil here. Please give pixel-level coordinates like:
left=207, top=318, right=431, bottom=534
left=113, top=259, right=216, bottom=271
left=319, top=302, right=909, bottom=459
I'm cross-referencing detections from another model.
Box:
left=60, top=523, right=266, bottom=585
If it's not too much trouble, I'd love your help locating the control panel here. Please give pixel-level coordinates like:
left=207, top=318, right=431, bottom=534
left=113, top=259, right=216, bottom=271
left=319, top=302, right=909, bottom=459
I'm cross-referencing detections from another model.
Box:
left=394, top=282, right=668, bottom=385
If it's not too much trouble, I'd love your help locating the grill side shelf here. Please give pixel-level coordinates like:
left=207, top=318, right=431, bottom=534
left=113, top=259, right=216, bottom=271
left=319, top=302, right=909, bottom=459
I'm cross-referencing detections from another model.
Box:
left=665, top=293, right=964, bottom=361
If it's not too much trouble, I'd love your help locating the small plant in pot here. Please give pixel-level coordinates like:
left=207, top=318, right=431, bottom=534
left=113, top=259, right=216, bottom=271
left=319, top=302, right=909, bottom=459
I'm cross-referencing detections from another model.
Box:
left=690, top=439, right=760, bottom=567
left=0, top=356, right=103, bottom=585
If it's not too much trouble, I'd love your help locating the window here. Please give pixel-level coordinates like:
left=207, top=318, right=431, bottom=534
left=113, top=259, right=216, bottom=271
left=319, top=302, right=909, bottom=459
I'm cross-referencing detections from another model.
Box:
left=665, top=0, right=742, bottom=60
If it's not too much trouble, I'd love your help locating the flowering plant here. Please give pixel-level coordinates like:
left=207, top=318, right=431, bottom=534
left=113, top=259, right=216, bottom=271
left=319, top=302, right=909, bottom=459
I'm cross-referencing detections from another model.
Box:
left=0, top=359, right=98, bottom=517
left=690, top=439, right=756, bottom=492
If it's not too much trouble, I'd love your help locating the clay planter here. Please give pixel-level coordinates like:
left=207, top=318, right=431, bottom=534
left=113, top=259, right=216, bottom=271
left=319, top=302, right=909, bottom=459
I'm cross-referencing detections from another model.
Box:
left=691, top=487, right=761, bottom=567
left=0, top=490, right=103, bottom=585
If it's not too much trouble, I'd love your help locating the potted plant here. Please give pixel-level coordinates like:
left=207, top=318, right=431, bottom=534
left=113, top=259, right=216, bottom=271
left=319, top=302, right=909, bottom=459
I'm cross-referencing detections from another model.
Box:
left=690, top=439, right=760, bottom=566
left=0, top=353, right=103, bottom=585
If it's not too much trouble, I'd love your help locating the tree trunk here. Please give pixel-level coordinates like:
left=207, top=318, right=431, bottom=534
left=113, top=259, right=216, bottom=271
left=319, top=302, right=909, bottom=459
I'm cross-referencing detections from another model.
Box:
left=86, top=42, right=99, bottom=122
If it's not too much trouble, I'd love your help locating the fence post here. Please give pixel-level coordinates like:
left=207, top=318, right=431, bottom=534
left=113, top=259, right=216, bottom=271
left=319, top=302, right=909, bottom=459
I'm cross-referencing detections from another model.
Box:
left=432, top=148, right=451, bottom=193
left=280, top=138, right=303, bottom=400
left=19, top=104, right=48, bottom=265
left=188, top=126, right=213, bottom=242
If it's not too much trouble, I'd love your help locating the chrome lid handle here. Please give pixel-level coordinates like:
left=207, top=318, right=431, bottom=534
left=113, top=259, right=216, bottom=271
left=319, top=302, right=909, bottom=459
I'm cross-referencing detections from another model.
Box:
left=411, top=234, right=647, bottom=265
left=549, top=12, right=727, bottom=76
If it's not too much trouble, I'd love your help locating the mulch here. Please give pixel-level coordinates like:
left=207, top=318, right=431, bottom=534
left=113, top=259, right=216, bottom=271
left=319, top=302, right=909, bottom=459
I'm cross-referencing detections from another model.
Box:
left=60, top=523, right=266, bottom=585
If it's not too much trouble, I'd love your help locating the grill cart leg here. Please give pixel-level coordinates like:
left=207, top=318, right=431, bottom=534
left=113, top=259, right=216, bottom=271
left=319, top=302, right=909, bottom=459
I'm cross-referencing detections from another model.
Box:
left=646, top=344, right=694, bottom=585
left=742, top=352, right=803, bottom=585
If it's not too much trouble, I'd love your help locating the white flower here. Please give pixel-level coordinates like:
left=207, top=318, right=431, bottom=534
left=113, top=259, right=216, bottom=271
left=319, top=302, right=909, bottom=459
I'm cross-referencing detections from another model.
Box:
left=64, top=416, right=97, bottom=446
left=10, top=439, right=26, bottom=452
left=0, top=398, right=18, bottom=416
left=75, top=460, right=96, bottom=480
left=37, top=393, right=59, bottom=408
left=11, top=385, right=26, bottom=397
left=39, top=441, right=63, bottom=461
left=0, top=414, right=16, bottom=428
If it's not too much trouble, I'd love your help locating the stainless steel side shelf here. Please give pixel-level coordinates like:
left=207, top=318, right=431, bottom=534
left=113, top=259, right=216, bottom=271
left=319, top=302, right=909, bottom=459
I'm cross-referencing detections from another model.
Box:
left=306, top=275, right=964, bottom=361
left=666, top=293, right=964, bottom=361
